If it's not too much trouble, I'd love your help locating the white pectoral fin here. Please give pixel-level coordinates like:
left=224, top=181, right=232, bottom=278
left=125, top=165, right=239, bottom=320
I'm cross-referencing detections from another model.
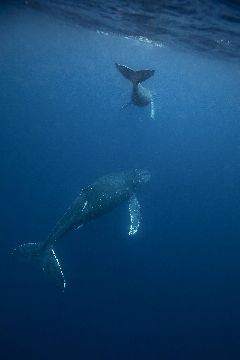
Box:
left=128, top=193, right=141, bottom=236
left=150, top=97, right=155, bottom=119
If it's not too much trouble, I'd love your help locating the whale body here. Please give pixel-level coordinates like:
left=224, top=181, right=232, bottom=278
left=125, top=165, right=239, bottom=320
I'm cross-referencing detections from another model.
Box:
left=13, top=169, right=150, bottom=290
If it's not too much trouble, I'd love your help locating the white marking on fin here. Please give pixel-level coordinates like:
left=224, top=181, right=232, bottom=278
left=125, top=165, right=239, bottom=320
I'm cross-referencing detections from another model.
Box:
left=128, top=193, right=141, bottom=235
left=52, top=249, right=66, bottom=289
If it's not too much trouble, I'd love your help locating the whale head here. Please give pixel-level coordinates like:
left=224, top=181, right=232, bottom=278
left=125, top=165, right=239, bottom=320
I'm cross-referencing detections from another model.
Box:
left=132, top=169, right=151, bottom=189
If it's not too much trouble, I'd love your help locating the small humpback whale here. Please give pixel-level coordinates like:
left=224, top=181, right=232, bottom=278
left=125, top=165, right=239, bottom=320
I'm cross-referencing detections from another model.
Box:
left=12, top=169, right=150, bottom=290
left=115, top=63, right=155, bottom=119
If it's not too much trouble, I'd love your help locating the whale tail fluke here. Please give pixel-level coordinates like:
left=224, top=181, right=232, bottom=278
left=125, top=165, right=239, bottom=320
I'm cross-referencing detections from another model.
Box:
left=12, top=242, right=66, bottom=291
left=115, top=63, right=154, bottom=84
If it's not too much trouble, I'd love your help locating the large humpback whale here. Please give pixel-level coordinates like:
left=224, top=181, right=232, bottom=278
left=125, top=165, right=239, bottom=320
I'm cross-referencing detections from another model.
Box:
left=115, top=63, right=155, bottom=119
left=13, top=169, right=150, bottom=290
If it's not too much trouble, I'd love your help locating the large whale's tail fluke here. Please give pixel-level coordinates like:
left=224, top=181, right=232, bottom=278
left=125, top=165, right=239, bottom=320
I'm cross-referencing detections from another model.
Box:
left=12, top=242, right=66, bottom=291
left=115, top=63, right=154, bottom=84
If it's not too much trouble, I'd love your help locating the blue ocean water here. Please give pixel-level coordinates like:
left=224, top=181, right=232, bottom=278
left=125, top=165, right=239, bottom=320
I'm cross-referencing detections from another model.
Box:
left=1, top=2, right=240, bottom=359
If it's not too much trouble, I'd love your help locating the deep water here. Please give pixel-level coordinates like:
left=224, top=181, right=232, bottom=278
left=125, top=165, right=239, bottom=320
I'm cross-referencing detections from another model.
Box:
left=1, top=3, right=240, bottom=360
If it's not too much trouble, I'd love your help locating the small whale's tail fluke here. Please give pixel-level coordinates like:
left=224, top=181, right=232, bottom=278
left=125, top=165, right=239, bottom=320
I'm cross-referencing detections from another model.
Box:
left=115, top=63, right=154, bottom=84
left=12, top=242, right=66, bottom=291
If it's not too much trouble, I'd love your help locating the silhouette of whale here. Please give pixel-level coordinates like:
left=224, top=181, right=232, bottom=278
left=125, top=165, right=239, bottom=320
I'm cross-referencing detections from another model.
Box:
left=115, top=63, right=155, bottom=118
left=13, top=169, right=150, bottom=290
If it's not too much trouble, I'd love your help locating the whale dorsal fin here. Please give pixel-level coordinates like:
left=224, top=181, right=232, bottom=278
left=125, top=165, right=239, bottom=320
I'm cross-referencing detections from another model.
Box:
left=128, top=193, right=141, bottom=235
left=116, top=63, right=154, bottom=84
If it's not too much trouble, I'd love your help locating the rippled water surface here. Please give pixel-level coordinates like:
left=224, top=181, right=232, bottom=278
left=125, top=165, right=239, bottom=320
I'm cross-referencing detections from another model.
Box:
left=11, top=0, right=240, bottom=61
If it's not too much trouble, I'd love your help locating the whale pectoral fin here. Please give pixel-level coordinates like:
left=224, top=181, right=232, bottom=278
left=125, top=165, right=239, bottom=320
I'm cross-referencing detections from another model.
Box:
left=128, top=193, right=141, bottom=235
left=150, top=98, right=155, bottom=119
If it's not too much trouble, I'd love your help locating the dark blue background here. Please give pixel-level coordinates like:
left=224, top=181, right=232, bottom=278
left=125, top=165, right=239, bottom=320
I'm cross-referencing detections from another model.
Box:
left=1, top=3, right=240, bottom=359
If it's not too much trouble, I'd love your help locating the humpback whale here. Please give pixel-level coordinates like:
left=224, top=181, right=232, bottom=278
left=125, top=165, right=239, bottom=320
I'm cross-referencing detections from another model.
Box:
left=13, top=169, right=150, bottom=290
left=115, top=63, right=155, bottom=119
